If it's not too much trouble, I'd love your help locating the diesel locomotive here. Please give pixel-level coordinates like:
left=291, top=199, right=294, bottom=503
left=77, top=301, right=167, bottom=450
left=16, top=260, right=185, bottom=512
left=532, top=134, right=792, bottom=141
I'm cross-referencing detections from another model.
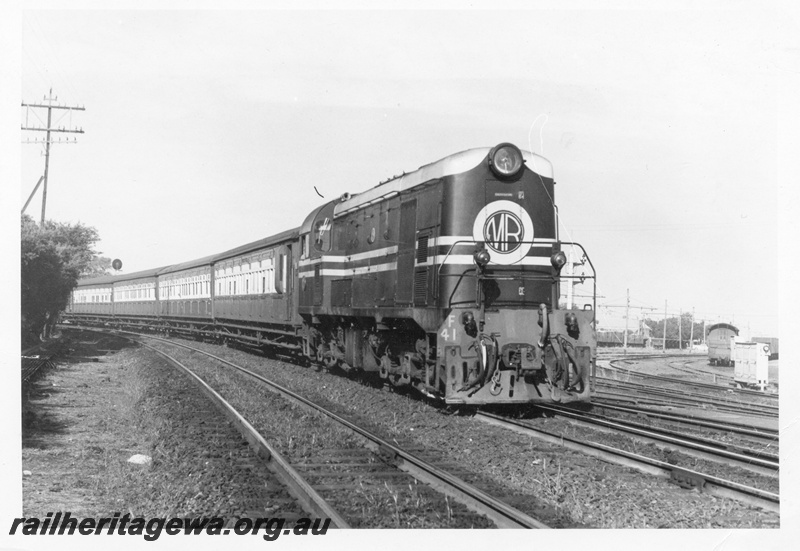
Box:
left=65, top=143, right=597, bottom=405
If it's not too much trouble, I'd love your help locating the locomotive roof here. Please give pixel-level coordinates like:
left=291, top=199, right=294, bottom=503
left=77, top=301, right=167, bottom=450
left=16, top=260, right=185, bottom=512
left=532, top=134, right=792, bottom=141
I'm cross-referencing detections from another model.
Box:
left=334, top=147, right=553, bottom=218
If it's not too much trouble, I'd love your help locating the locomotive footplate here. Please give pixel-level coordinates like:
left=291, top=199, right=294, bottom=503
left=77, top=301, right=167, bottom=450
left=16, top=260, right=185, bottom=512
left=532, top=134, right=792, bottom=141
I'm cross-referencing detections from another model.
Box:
left=438, top=307, right=593, bottom=405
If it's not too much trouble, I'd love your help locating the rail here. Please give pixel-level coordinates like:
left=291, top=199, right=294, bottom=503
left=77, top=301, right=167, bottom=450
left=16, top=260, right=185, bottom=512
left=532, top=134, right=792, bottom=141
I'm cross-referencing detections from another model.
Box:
left=476, top=411, right=779, bottom=513
left=76, top=326, right=550, bottom=529
left=134, top=339, right=351, bottom=528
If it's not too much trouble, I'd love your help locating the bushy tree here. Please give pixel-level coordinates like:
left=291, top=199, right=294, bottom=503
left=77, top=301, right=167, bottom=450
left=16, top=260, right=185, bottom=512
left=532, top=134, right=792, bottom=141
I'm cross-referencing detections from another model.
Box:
left=82, top=255, right=113, bottom=277
left=21, top=215, right=103, bottom=346
left=643, top=314, right=706, bottom=349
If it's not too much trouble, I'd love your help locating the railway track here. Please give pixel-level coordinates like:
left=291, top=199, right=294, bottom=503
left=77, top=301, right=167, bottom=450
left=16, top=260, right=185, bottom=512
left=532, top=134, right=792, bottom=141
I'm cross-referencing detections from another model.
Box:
left=475, top=411, right=779, bottom=513
left=136, top=339, right=351, bottom=527
left=535, top=403, right=778, bottom=477
left=83, top=327, right=550, bottom=529
left=589, top=401, right=780, bottom=443
left=664, top=359, right=735, bottom=380
left=21, top=339, right=70, bottom=384
left=594, top=377, right=779, bottom=418
left=602, top=360, right=778, bottom=400
left=22, top=354, right=57, bottom=384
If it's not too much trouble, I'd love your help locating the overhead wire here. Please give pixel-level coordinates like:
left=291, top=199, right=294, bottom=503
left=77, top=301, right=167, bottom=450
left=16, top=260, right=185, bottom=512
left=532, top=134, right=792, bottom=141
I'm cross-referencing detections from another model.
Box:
left=24, top=13, right=84, bottom=106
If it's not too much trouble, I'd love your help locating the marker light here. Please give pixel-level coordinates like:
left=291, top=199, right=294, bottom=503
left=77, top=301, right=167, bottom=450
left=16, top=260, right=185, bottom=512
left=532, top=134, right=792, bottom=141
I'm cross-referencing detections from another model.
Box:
left=489, top=143, right=524, bottom=179
left=461, top=311, right=478, bottom=338
left=474, top=250, right=492, bottom=268
left=550, top=251, right=567, bottom=271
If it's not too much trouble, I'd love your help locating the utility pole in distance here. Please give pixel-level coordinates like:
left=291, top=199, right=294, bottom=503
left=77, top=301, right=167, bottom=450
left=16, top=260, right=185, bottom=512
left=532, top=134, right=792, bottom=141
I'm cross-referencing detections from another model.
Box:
left=623, top=288, right=630, bottom=354
left=599, top=296, right=656, bottom=351
left=21, top=88, right=85, bottom=224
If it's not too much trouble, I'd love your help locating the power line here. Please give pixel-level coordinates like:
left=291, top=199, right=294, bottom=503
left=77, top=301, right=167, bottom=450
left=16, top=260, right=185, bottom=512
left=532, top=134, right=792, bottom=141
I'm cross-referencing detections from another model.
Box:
left=21, top=88, right=86, bottom=224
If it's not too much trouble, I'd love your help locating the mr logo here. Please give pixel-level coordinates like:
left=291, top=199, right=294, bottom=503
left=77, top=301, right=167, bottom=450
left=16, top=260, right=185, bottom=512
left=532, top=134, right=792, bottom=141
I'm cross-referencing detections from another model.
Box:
left=483, top=211, right=524, bottom=253
left=472, top=200, right=534, bottom=265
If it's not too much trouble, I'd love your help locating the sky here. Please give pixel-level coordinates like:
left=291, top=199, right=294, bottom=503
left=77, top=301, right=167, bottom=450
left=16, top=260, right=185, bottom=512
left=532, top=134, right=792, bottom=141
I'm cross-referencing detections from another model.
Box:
left=2, top=1, right=800, bottom=548
left=6, top=3, right=794, bottom=338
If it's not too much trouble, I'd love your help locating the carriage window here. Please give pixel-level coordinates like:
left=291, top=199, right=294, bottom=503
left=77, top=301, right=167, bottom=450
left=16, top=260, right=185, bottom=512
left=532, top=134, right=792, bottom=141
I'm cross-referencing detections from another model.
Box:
left=281, top=253, right=288, bottom=293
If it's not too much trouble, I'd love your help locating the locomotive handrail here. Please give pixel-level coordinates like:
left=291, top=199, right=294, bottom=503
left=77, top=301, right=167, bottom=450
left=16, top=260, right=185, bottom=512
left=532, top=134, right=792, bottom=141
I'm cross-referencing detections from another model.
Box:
left=435, top=239, right=596, bottom=275
left=436, top=239, right=597, bottom=314
left=556, top=241, right=597, bottom=315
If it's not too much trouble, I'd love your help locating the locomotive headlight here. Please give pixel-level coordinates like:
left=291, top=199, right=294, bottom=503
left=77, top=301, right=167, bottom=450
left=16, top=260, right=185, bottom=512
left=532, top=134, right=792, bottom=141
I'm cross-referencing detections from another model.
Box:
left=474, top=249, right=491, bottom=268
left=550, top=251, right=567, bottom=271
left=489, top=143, right=524, bottom=179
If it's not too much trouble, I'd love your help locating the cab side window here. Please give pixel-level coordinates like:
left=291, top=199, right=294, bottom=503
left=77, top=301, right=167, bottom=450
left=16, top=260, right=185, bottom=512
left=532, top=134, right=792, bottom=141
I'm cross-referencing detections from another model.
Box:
left=314, top=217, right=332, bottom=252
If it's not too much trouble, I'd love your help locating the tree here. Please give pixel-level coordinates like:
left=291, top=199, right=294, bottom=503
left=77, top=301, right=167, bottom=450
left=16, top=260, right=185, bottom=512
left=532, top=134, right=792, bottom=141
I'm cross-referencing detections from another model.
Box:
left=21, top=215, right=102, bottom=347
left=643, top=314, right=706, bottom=349
left=81, top=255, right=113, bottom=277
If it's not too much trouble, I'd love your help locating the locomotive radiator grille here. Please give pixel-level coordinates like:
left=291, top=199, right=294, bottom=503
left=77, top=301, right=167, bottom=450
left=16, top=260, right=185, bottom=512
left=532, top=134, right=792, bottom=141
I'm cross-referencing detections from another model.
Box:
left=414, top=268, right=428, bottom=305
left=416, top=235, right=429, bottom=264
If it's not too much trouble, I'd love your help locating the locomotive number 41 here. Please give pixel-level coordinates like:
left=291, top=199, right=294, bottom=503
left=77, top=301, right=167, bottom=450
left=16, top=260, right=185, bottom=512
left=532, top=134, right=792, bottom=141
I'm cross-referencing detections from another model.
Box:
left=440, top=327, right=458, bottom=341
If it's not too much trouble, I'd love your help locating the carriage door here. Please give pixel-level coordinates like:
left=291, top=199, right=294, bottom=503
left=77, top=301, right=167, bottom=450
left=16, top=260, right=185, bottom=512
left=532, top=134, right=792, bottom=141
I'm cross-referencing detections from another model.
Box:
left=275, top=244, right=293, bottom=320
left=395, top=199, right=417, bottom=304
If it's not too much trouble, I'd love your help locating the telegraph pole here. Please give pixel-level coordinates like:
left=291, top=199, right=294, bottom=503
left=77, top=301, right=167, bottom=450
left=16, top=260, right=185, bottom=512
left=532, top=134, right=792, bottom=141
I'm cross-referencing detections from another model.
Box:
left=662, top=300, right=668, bottom=351
left=566, top=249, right=574, bottom=309
left=689, top=307, right=695, bottom=351
left=623, top=288, right=630, bottom=354
left=21, top=88, right=85, bottom=224
left=598, top=296, right=656, bottom=351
